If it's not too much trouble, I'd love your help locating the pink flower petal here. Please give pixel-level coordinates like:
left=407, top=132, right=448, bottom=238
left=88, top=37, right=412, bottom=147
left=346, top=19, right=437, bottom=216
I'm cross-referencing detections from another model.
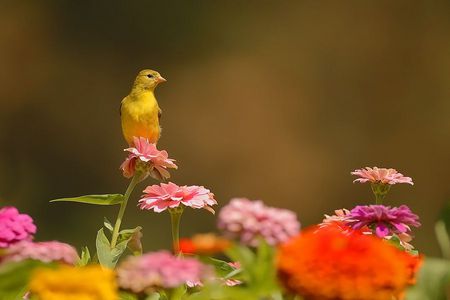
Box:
left=139, top=183, right=217, bottom=214
left=351, top=167, right=413, bottom=185
left=120, top=137, right=177, bottom=180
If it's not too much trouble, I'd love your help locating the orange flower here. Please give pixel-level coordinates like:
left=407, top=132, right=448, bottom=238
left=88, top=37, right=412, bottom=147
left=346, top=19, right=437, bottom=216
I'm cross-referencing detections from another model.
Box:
left=405, top=254, right=423, bottom=285
left=179, top=234, right=230, bottom=255
left=277, top=224, right=421, bottom=300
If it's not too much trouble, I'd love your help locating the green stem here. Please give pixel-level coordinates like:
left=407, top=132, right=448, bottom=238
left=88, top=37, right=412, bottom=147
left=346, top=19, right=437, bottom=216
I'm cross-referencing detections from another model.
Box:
left=374, top=193, right=384, bottom=205
left=371, top=183, right=390, bottom=205
left=111, top=175, right=140, bottom=249
left=169, top=207, right=184, bottom=255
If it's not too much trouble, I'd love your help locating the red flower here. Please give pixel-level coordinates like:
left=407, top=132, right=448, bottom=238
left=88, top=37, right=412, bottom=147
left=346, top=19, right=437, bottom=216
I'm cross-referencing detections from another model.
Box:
left=277, top=224, right=421, bottom=300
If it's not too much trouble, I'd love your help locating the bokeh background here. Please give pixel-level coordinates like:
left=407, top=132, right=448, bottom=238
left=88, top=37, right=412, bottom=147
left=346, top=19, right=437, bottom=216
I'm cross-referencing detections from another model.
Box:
left=1, top=1, right=449, bottom=256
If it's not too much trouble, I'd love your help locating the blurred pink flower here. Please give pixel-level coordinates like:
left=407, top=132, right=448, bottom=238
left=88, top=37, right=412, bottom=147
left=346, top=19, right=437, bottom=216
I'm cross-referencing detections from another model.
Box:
left=0, top=207, right=36, bottom=248
left=139, top=182, right=217, bottom=213
left=120, top=136, right=177, bottom=180
left=217, top=198, right=300, bottom=246
left=1, top=241, right=79, bottom=265
left=351, top=167, right=413, bottom=185
left=117, top=251, right=211, bottom=293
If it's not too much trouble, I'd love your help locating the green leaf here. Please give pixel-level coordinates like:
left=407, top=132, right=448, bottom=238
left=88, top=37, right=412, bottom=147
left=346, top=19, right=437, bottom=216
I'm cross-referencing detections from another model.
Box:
left=96, top=228, right=115, bottom=268
left=77, top=246, right=91, bottom=267
left=406, top=257, right=450, bottom=300
left=96, top=227, right=141, bottom=269
left=104, top=217, right=114, bottom=232
left=251, top=239, right=279, bottom=295
left=225, top=241, right=280, bottom=296
left=203, top=257, right=236, bottom=278
left=50, top=194, right=124, bottom=206
left=111, top=240, right=129, bottom=262
left=0, top=260, right=55, bottom=300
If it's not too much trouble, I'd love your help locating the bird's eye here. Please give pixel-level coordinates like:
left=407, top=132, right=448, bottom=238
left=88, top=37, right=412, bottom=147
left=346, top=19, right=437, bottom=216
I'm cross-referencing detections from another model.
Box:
left=147, top=74, right=154, bottom=78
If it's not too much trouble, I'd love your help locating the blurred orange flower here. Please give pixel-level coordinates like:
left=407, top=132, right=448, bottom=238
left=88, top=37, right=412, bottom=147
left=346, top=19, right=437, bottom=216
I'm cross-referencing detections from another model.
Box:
left=179, top=233, right=230, bottom=255
left=277, top=224, right=421, bottom=300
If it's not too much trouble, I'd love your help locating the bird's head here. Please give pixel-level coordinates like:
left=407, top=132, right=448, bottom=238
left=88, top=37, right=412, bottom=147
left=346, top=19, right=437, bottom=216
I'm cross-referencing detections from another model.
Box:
left=132, top=69, right=167, bottom=91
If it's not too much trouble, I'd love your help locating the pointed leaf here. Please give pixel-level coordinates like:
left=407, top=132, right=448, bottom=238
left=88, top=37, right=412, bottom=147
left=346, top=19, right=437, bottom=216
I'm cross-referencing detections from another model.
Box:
left=96, top=228, right=115, bottom=268
left=114, top=227, right=142, bottom=257
left=77, top=246, right=91, bottom=266
left=51, top=194, right=124, bottom=206
left=203, top=257, right=235, bottom=278
left=104, top=217, right=114, bottom=232
left=111, top=240, right=129, bottom=261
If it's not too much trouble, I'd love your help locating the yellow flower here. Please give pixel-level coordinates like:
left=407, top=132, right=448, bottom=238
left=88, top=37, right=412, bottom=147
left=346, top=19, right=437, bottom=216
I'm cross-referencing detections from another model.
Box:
left=29, top=265, right=117, bottom=300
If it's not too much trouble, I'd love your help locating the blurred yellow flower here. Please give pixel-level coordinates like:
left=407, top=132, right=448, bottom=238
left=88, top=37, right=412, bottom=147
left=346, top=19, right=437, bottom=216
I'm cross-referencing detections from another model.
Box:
left=29, top=265, right=117, bottom=300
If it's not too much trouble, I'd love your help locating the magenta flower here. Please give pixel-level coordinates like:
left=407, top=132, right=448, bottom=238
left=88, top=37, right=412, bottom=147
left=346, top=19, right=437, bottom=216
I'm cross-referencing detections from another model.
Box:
left=346, top=205, right=420, bottom=238
left=217, top=198, right=300, bottom=246
left=0, top=207, right=36, bottom=248
left=120, top=136, right=177, bottom=180
left=139, top=182, right=217, bottom=213
left=1, top=241, right=79, bottom=265
left=117, top=251, right=211, bottom=293
left=351, top=167, right=413, bottom=185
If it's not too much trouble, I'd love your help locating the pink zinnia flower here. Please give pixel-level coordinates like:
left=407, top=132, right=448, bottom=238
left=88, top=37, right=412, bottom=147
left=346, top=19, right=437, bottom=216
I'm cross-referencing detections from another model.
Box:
left=319, top=209, right=355, bottom=233
left=351, top=167, right=413, bottom=185
left=346, top=205, right=420, bottom=238
left=139, top=182, right=217, bottom=213
left=322, top=209, right=351, bottom=225
left=117, top=251, right=211, bottom=293
left=217, top=198, right=300, bottom=246
left=1, top=241, right=79, bottom=265
left=0, top=207, right=36, bottom=248
left=120, top=136, right=177, bottom=180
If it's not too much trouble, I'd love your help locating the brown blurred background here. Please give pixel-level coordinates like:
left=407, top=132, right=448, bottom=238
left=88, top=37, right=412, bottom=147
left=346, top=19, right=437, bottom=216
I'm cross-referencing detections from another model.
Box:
left=0, top=1, right=449, bottom=256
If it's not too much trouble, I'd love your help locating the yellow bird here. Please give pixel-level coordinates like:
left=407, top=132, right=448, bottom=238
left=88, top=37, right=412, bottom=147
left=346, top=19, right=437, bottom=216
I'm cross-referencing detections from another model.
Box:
left=120, top=69, right=166, bottom=146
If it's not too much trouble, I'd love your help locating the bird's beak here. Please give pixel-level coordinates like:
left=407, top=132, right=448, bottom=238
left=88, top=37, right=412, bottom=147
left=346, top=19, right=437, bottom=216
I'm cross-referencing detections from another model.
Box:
left=156, top=76, right=167, bottom=83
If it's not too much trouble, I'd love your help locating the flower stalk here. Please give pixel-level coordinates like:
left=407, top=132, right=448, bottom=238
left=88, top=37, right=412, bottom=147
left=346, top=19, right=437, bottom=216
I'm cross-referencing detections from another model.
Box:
left=169, top=207, right=184, bottom=255
left=111, top=174, right=141, bottom=249
left=371, top=183, right=391, bottom=205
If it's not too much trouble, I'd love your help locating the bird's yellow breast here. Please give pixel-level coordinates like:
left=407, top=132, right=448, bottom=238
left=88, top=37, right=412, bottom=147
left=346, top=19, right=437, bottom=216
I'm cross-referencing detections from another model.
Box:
left=121, top=91, right=161, bottom=145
